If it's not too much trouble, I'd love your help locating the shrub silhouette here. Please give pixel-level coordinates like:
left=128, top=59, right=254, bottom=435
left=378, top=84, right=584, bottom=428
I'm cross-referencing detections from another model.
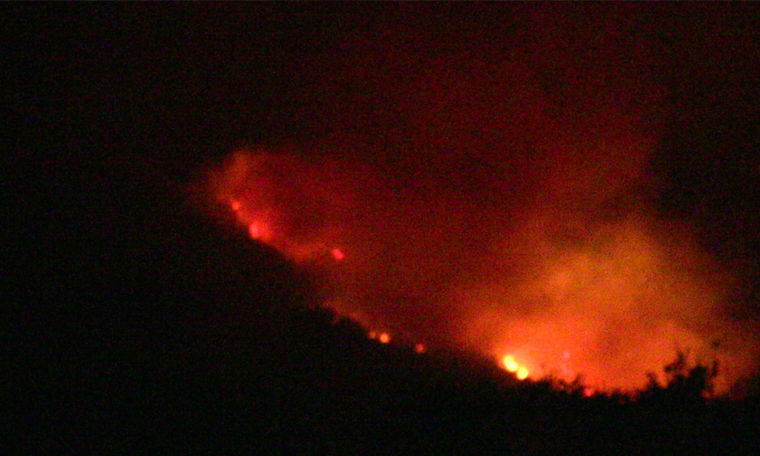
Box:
left=640, top=350, right=718, bottom=405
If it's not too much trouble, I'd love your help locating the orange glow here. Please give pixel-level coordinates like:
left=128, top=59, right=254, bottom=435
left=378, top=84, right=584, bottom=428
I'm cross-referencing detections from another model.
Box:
left=501, top=354, right=530, bottom=380
left=199, top=4, right=760, bottom=394
left=503, top=355, right=519, bottom=373
left=516, top=367, right=529, bottom=380
left=204, top=135, right=760, bottom=394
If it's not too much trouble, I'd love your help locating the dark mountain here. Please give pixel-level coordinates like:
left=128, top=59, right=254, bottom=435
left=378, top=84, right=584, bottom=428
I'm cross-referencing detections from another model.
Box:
left=4, top=4, right=760, bottom=453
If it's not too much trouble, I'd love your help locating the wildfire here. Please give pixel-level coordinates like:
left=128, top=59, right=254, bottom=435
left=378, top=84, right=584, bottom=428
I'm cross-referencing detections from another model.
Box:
left=204, top=149, right=760, bottom=395
left=248, top=222, right=265, bottom=240
left=502, top=354, right=530, bottom=380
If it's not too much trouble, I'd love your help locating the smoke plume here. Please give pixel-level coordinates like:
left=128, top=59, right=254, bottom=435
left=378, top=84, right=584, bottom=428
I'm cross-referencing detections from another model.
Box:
left=202, top=5, right=759, bottom=392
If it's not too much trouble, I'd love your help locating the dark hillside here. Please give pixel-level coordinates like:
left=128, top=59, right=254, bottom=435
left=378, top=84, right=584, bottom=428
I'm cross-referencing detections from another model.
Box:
left=4, top=4, right=760, bottom=454
left=5, top=160, right=759, bottom=453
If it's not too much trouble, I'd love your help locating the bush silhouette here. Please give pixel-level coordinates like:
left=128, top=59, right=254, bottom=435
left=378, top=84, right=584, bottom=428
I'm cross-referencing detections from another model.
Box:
left=640, top=350, right=718, bottom=405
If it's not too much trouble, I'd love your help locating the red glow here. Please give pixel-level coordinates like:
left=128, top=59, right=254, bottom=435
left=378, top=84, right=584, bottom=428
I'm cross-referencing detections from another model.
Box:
left=248, top=222, right=263, bottom=239
left=202, top=5, right=760, bottom=393
left=203, top=147, right=759, bottom=395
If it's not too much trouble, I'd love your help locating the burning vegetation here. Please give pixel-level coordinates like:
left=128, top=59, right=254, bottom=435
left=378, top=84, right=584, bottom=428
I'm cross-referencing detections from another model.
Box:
left=192, top=2, right=760, bottom=397
left=14, top=3, right=760, bottom=453
left=202, top=145, right=759, bottom=396
left=199, top=3, right=760, bottom=388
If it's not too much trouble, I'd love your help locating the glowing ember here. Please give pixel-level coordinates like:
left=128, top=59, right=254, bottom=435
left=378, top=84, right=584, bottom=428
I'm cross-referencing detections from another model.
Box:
left=414, top=343, right=426, bottom=354
left=248, top=222, right=263, bottom=239
left=230, top=200, right=241, bottom=212
left=368, top=331, right=376, bottom=340
left=331, top=248, right=345, bottom=261
left=503, top=355, right=519, bottom=373
left=516, top=367, right=529, bottom=380
left=502, top=355, right=530, bottom=380
left=378, top=333, right=391, bottom=344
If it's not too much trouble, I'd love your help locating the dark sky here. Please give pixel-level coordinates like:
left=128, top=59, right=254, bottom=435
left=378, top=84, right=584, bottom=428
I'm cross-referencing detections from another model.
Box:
left=8, top=3, right=759, bottom=232
left=6, top=3, right=760, bottom=391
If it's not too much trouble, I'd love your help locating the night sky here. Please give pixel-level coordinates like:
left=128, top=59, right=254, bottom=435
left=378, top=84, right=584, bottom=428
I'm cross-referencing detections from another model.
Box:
left=5, top=3, right=760, bottom=452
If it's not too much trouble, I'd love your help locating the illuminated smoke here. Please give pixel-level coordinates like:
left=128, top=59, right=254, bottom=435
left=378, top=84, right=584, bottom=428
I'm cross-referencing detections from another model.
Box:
left=201, top=5, right=759, bottom=393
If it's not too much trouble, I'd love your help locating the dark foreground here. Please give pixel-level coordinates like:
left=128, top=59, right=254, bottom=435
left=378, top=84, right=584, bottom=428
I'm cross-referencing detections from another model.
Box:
left=5, top=4, right=760, bottom=453
left=5, top=164, right=759, bottom=454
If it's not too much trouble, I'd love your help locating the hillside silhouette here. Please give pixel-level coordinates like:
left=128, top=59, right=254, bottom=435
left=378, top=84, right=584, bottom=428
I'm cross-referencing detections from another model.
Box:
left=6, top=160, right=759, bottom=454
left=5, top=4, right=760, bottom=453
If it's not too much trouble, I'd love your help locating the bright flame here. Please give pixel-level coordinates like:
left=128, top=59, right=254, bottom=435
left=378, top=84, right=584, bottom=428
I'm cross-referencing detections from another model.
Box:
left=502, top=354, right=530, bottom=380
left=503, top=355, right=519, bottom=373
left=516, top=367, right=529, bottom=380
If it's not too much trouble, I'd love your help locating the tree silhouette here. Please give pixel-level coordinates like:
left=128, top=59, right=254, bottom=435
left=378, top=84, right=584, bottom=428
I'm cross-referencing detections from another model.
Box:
left=641, top=350, right=719, bottom=405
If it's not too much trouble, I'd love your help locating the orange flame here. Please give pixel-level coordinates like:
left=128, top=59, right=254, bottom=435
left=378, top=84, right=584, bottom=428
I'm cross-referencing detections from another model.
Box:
left=203, top=148, right=759, bottom=395
left=502, top=354, right=530, bottom=380
left=503, top=355, right=519, bottom=373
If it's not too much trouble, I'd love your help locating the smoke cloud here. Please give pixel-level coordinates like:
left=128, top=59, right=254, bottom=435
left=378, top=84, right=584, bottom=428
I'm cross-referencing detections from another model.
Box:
left=202, top=5, right=758, bottom=392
